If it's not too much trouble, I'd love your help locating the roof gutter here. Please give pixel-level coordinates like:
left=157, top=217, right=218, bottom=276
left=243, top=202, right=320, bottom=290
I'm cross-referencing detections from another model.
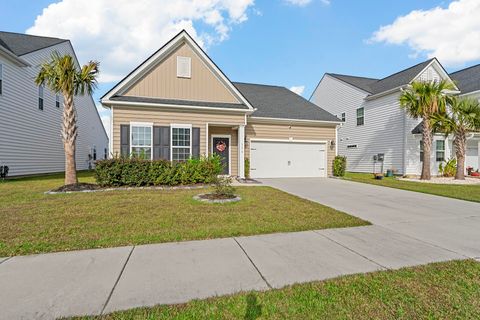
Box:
left=0, top=46, right=30, bottom=67
left=101, top=99, right=254, bottom=114
left=249, top=116, right=341, bottom=126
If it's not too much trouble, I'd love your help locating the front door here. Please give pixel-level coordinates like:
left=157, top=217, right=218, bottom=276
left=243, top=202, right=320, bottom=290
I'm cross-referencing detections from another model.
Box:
left=212, top=136, right=230, bottom=175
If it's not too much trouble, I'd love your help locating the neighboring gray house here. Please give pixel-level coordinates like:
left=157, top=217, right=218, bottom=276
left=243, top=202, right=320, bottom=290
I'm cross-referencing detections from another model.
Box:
left=0, top=31, right=108, bottom=176
left=311, top=58, right=480, bottom=176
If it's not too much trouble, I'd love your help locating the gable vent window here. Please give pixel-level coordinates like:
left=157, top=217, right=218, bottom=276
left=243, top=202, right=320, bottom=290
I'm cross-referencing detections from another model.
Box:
left=0, top=63, right=3, bottom=95
left=176, top=56, right=191, bottom=78
left=56, top=93, right=61, bottom=108
left=38, top=85, right=44, bottom=110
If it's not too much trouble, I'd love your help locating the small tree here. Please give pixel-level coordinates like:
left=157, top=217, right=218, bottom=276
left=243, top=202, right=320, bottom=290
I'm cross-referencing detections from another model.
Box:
left=432, top=97, right=480, bottom=180
left=35, top=52, right=99, bottom=185
left=400, top=80, right=455, bottom=180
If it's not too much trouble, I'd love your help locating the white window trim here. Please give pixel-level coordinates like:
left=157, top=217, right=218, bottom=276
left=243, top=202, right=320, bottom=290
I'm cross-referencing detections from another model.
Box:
left=356, top=107, right=364, bottom=126
left=170, top=124, right=193, bottom=161
left=436, top=139, right=445, bottom=162
left=130, top=122, right=153, bottom=160
left=38, top=84, right=44, bottom=110
left=211, top=134, right=232, bottom=176
left=176, top=56, right=191, bottom=78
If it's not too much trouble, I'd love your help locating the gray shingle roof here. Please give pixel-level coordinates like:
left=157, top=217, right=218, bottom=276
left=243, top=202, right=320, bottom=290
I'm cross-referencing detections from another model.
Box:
left=234, top=82, right=340, bottom=122
left=368, top=59, right=435, bottom=95
left=327, top=74, right=378, bottom=93
left=326, top=59, right=436, bottom=96
left=0, top=31, right=67, bottom=56
left=110, top=95, right=249, bottom=110
left=449, top=64, right=480, bottom=95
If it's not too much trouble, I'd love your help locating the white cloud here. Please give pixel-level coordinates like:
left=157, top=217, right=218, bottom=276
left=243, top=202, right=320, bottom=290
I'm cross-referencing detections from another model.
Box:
left=27, top=0, right=255, bottom=83
left=289, top=85, right=305, bottom=96
left=284, top=0, right=312, bottom=7
left=320, top=0, right=331, bottom=5
left=370, top=0, right=480, bottom=66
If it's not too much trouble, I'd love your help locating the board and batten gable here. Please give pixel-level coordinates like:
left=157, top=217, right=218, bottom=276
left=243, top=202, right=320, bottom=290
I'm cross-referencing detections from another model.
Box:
left=0, top=41, right=108, bottom=176
left=124, top=42, right=240, bottom=104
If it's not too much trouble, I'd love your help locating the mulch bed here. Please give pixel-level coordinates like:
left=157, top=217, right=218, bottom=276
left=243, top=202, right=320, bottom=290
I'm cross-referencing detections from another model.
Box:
left=50, top=183, right=102, bottom=192
left=198, top=193, right=237, bottom=200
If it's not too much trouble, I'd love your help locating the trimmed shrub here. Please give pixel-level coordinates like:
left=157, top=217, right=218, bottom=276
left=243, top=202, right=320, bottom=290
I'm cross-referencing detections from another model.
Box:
left=94, top=155, right=222, bottom=187
left=333, top=156, right=347, bottom=177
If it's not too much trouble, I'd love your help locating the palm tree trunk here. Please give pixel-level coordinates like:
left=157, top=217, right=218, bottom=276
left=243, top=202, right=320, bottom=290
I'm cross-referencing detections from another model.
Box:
left=421, top=119, right=432, bottom=180
left=62, top=93, right=78, bottom=185
left=454, top=131, right=466, bottom=180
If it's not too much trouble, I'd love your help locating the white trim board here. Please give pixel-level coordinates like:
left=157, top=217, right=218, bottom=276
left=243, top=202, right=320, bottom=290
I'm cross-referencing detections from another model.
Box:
left=211, top=134, right=232, bottom=176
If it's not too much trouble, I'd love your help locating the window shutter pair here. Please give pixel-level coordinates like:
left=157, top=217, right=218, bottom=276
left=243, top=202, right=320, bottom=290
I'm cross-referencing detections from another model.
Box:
left=120, top=125, right=200, bottom=159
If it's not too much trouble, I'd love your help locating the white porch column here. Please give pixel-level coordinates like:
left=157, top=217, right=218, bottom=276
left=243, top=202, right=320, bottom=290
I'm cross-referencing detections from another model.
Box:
left=238, top=125, right=245, bottom=178
left=445, top=135, right=451, bottom=159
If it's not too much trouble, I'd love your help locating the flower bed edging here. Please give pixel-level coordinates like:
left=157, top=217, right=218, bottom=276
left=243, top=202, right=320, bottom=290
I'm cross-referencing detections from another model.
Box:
left=193, top=194, right=241, bottom=204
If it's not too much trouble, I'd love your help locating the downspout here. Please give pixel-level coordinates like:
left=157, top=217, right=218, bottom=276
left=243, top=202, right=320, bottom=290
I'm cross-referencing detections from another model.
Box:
left=109, top=106, right=114, bottom=158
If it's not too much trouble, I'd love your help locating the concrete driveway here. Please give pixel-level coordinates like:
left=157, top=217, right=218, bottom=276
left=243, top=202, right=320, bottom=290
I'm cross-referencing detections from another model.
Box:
left=260, top=178, right=480, bottom=257
left=1, top=178, right=479, bottom=319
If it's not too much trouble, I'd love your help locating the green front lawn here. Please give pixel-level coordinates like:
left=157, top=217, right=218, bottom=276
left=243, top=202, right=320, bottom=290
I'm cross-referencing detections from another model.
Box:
left=0, top=172, right=367, bottom=256
left=344, top=172, right=480, bottom=203
left=75, top=260, right=480, bottom=319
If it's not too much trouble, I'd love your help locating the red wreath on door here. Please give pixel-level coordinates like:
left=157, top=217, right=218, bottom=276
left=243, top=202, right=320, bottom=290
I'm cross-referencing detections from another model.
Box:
left=216, top=141, right=227, bottom=152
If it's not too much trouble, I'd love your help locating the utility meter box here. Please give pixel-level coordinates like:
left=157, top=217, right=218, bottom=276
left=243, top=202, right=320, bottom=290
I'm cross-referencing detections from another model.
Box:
left=377, top=153, right=385, bottom=162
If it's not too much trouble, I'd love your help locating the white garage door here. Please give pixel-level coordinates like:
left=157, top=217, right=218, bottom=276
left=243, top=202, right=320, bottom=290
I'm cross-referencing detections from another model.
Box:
left=250, top=140, right=326, bottom=178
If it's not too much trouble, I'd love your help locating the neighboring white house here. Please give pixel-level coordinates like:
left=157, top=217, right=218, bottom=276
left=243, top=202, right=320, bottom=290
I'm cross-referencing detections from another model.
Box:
left=310, top=58, right=480, bottom=176
left=0, top=31, right=108, bottom=176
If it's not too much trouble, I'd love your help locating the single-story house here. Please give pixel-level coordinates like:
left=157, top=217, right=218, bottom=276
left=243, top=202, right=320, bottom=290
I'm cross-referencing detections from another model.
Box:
left=101, top=30, right=340, bottom=179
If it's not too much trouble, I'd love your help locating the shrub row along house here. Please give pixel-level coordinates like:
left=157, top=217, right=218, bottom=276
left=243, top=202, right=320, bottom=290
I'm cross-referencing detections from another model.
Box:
left=101, top=30, right=340, bottom=179
left=0, top=32, right=108, bottom=176
left=311, top=58, right=480, bottom=176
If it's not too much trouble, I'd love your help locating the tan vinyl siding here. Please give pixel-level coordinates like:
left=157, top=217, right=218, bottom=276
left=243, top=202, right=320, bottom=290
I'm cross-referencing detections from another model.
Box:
left=245, top=122, right=337, bottom=175
left=124, top=42, right=240, bottom=104
left=209, top=127, right=238, bottom=176
left=112, top=106, right=244, bottom=167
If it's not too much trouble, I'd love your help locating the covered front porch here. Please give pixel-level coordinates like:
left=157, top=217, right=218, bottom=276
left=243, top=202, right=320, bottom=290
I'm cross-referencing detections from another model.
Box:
left=206, top=123, right=245, bottom=178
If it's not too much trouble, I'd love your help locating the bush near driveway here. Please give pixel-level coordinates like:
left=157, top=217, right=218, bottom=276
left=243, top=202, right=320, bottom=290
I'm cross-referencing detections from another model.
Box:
left=333, top=156, right=347, bottom=177
left=94, top=155, right=222, bottom=187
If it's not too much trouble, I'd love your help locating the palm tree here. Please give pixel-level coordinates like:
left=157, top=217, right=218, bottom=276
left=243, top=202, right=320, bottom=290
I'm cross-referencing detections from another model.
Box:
left=35, top=52, right=99, bottom=185
left=400, top=80, right=455, bottom=180
left=432, top=97, right=480, bottom=180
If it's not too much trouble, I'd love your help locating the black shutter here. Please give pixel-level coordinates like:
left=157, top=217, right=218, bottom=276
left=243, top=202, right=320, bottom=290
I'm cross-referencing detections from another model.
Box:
left=120, top=125, right=130, bottom=157
left=153, top=126, right=170, bottom=160
left=192, top=127, right=200, bottom=158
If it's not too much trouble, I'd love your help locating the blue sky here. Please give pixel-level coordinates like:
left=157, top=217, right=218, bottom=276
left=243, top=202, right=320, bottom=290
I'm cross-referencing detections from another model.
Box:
left=1, top=0, right=479, bottom=131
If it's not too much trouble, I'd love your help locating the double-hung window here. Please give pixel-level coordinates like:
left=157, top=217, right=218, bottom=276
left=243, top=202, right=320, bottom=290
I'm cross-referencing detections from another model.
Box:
left=38, top=85, right=44, bottom=110
left=356, top=107, right=364, bottom=126
left=56, top=93, right=61, bottom=108
left=131, top=123, right=153, bottom=159
left=436, top=140, right=445, bottom=162
left=341, top=112, right=345, bottom=122
left=0, top=63, right=3, bottom=95
left=419, top=140, right=424, bottom=162
left=171, top=125, right=191, bottom=162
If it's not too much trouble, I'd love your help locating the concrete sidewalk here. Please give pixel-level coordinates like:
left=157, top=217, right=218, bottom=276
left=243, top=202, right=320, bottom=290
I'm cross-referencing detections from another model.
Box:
left=1, top=178, right=479, bottom=319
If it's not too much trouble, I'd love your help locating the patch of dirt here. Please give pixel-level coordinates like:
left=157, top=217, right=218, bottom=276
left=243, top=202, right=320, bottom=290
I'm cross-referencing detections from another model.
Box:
left=198, top=193, right=238, bottom=200
left=51, top=183, right=102, bottom=192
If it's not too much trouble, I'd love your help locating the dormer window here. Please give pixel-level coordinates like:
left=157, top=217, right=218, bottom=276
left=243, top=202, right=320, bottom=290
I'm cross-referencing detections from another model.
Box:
left=176, top=56, right=191, bottom=78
